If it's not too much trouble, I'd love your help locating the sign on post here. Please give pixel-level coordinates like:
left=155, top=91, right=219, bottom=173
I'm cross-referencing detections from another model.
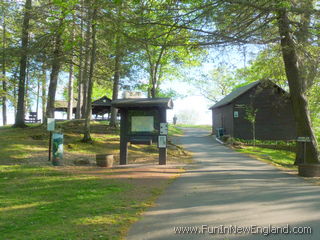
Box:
left=160, top=123, right=168, bottom=135
left=47, top=118, right=55, bottom=131
left=52, top=133, right=63, bottom=166
left=297, top=137, right=311, bottom=142
left=47, top=118, right=55, bottom=162
left=158, top=135, right=167, bottom=148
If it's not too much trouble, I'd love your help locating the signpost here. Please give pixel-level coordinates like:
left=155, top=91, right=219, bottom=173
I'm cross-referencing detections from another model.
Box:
left=47, top=118, right=55, bottom=162
left=297, top=137, right=311, bottom=142
left=159, top=123, right=168, bottom=148
left=111, top=98, right=173, bottom=165
left=52, top=132, right=63, bottom=166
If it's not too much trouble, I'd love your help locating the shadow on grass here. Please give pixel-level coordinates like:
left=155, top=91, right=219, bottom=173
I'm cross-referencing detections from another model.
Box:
left=0, top=165, right=172, bottom=240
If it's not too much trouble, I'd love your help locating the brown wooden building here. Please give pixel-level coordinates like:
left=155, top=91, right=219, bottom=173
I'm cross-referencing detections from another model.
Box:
left=209, top=80, right=297, bottom=140
left=54, top=96, right=112, bottom=120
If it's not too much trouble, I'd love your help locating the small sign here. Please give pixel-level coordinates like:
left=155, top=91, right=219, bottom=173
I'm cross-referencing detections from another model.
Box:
left=52, top=133, right=63, bottom=163
left=297, top=137, right=311, bottom=142
left=47, top=118, right=55, bottom=131
left=234, top=111, right=239, bottom=118
left=160, top=123, right=168, bottom=135
left=158, top=135, right=167, bottom=148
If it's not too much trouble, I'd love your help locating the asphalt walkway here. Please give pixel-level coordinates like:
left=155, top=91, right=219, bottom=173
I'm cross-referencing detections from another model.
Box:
left=127, top=128, right=320, bottom=240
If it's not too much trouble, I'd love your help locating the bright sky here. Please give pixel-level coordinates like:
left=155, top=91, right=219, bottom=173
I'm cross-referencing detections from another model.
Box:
left=0, top=45, right=261, bottom=126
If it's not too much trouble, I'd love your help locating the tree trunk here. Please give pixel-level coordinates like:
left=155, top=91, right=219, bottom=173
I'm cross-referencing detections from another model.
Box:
left=278, top=10, right=319, bottom=164
left=151, top=73, right=156, bottom=98
left=36, top=78, right=40, bottom=122
left=25, top=59, right=30, bottom=114
left=41, top=67, right=46, bottom=122
left=67, top=63, right=74, bottom=120
left=253, top=122, right=256, bottom=146
left=75, top=3, right=84, bottom=119
left=83, top=6, right=97, bottom=142
left=1, top=1, right=7, bottom=126
left=81, top=7, right=91, bottom=118
left=14, top=0, right=32, bottom=128
left=75, top=78, right=83, bottom=118
left=67, top=16, right=75, bottom=120
left=13, top=80, right=17, bottom=115
left=109, top=35, right=121, bottom=128
left=45, top=18, right=64, bottom=121
left=13, top=67, right=18, bottom=115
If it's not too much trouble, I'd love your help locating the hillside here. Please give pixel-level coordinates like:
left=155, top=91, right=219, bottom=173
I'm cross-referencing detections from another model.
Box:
left=0, top=120, right=191, bottom=166
left=0, top=121, right=191, bottom=239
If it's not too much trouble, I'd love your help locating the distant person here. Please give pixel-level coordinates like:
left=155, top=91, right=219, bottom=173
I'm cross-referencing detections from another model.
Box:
left=173, top=115, right=177, bottom=125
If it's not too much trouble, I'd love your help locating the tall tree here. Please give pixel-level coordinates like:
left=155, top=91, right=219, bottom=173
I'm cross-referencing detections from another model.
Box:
left=67, top=15, right=75, bottom=120
left=109, top=2, right=123, bottom=128
left=41, top=66, right=46, bottom=122
left=109, top=34, right=121, bottom=127
left=277, top=7, right=319, bottom=164
left=14, top=0, right=32, bottom=127
left=83, top=4, right=97, bottom=142
left=1, top=0, right=7, bottom=125
left=45, top=16, right=64, bottom=120
left=155, top=0, right=320, bottom=164
left=75, top=0, right=84, bottom=119
left=81, top=0, right=92, bottom=118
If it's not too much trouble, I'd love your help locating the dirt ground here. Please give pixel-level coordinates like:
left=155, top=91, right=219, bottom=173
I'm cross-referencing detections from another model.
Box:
left=60, top=164, right=185, bottom=180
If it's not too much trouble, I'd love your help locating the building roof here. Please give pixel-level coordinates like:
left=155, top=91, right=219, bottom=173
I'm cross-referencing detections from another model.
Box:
left=92, top=96, right=112, bottom=106
left=54, top=100, right=77, bottom=110
left=112, top=98, right=173, bottom=109
left=55, top=96, right=111, bottom=112
left=209, top=80, right=265, bottom=109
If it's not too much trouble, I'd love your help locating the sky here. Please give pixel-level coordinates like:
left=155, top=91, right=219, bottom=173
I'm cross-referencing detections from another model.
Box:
left=163, top=45, right=262, bottom=125
left=0, top=45, right=261, bottom=126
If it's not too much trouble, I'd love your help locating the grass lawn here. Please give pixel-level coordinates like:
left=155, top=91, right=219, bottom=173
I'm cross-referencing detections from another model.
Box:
left=0, top=165, right=179, bottom=240
left=168, top=124, right=183, bottom=136
left=0, top=121, right=190, bottom=239
left=234, top=146, right=297, bottom=170
left=175, top=124, right=212, bottom=131
left=0, top=121, right=191, bottom=165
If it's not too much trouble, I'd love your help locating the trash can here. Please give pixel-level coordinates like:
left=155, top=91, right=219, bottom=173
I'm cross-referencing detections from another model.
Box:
left=52, top=132, right=63, bottom=166
left=217, top=128, right=224, bottom=138
left=96, top=154, right=114, bottom=167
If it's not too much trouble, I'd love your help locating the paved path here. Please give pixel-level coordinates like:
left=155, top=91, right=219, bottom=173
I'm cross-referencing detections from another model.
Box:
left=127, top=128, right=320, bottom=240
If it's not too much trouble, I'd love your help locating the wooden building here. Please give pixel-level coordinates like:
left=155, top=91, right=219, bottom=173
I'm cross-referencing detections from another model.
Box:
left=209, top=80, right=297, bottom=140
left=91, top=96, right=112, bottom=117
left=54, top=96, right=112, bottom=120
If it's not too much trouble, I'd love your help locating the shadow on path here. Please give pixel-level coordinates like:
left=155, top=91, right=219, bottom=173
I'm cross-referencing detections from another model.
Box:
left=128, top=128, right=320, bottom=240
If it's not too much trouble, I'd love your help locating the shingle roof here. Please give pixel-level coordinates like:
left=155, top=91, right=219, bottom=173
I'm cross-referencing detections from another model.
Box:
left=54, top=100, right=77, bottom=109
left=209, top=81, right=260, bottom=109
left=92, top=96, right=112, bottom=106
left=112, top=98, right=173, bottom=109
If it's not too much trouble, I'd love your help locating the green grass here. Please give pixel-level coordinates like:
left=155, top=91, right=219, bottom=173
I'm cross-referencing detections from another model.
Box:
left=235, top=146, right=297, bottom=170
left=176, top=124, right=211, bottom=130
left=168, top=124, right=183, bottom=136
left=0, top=121, right=191, bottom=238
left=0, top=121, right=191, bottom=165
left=0, top=165, right=169, bottom=240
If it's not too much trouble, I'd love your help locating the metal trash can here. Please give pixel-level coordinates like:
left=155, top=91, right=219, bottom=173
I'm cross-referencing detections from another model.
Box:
left=217, top=128, right=224, bottom=138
